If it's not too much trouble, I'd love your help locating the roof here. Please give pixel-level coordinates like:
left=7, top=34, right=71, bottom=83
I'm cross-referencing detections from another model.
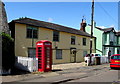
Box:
left=9, top=17, right=95, bottom=38
left=95, top=27, right=114, bottom=33
left=116, top=31, right=120, bottom=36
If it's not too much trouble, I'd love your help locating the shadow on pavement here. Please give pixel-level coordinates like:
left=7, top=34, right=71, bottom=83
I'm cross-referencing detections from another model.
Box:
left=11, top=67, right=30, bottom=75
left=52, top=69, right=62, bottom=72
left=2, top=67, right=30, bottom=76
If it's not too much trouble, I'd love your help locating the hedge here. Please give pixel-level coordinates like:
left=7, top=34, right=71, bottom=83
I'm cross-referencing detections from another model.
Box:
left=1, top=32, right=15, bottom=70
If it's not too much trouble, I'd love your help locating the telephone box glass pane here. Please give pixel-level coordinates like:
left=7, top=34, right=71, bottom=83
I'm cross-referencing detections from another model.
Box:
left=38, top=47, right=42, bottom=69
left=45, top=47, right=50, bottom=68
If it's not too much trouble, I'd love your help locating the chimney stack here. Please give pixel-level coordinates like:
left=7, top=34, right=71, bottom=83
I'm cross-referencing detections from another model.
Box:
left=80, top=18, right=87, bottom=32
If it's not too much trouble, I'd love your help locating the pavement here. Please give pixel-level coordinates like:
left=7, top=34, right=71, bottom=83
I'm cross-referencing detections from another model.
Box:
left=1, top=62, right=110, bottom=82
left=52, top=62, right=86, bottom=70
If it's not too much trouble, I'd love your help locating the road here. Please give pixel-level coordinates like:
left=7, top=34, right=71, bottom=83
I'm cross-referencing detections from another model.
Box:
left=17, top=64, right=119, bottom=83
left=2, top=63, right=120, bottom=84
left=68, top=69, right=119, bottom=82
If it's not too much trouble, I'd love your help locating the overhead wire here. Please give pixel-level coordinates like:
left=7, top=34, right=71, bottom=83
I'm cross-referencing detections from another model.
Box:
left=95, top=0, right=118, bottom=24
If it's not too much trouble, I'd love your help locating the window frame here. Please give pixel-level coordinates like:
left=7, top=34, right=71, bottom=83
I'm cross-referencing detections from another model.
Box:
left=53, top=31, right=59, bottom=42
left=111, top=56, right=120, bottom=60
left=71, top=36, right=76, bottom=45
left=104, top=34, right=107, bottom=43
left=26, top=25, right=38, bottom=39
left=83, top=51, right=87, bottom=57
left=28, top=48, right=36, bottom=58
left=83, top=38, right=86, bottom=46
left=56, top=49, right=62, bottom=59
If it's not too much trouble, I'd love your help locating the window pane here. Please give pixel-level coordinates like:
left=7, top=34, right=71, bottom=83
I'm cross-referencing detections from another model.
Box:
left=71, top=36, right=75, bottom=45
left=83, top=51, right=87, bottom=57
left=27, top=29, right=32, bottom=38
left=53, top=31, right=59, bottom=41
left=28, top=48, right=36, bottom=58
left=83, top=38, right=86, bottom=46
left=33, top=30, right=38, bottom=38
left=27, top=26, right=38, bottom=39
left=56, top=49, right=62, bottom=59
left=111, top=56, right=120, bottom=59
left=95, top=54, right=101, bottom=56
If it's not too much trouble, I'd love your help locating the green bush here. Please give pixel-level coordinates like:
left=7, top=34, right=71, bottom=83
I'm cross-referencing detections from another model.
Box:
left=1, top=32, right=15, bottom=70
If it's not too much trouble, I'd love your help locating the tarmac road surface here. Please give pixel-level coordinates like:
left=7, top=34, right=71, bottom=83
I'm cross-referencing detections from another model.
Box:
left=68, top=69, right=119, bottom=82
left=2, top=63, right=120, bottom=83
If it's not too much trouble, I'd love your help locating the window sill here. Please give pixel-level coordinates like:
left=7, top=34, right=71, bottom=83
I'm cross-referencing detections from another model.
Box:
left=26, top=37, right=38, bottom=39
left=56, top=59, right=62, bottom=60
left=71, top=44, right=75, bottom=45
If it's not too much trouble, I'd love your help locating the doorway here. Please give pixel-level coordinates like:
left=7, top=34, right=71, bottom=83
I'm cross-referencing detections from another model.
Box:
left=70, top=48, right=76, bottom=63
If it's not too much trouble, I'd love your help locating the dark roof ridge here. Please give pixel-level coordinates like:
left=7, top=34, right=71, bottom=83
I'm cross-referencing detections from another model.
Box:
left=10, top=17, right=95, bottom=38
left=13, top=17, right=80, bottom=31
left=95, top=26, right=115, bottom=33
left=116, top=31, right=120, bottom=36
left=95, top=26, right=114, bottom=30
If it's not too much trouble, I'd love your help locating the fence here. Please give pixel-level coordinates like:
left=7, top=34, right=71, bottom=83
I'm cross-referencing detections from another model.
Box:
left=85, top=56, right=109, bottom=65
left=100, top=56, right=108, bottom=64
left=15, top=56, right=38, bottom=72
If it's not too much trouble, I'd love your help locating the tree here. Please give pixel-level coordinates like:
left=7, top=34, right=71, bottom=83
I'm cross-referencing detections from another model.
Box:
left=1, top=32, right=15, bottom=71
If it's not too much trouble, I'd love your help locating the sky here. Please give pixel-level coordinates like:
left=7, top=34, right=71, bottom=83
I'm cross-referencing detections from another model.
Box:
left=4, top=2, right=119, bottom=31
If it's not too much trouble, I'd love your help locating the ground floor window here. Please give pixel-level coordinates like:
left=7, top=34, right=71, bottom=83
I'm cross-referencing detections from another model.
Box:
left=104, top=47, right=109, bottom=56
left=83, top=51, right=87, bottom=57
left=28, top=48, right=36, bottom=58
left=56, top=49, right=62, bottom=59
left=117, top=49, right=120, bottom=54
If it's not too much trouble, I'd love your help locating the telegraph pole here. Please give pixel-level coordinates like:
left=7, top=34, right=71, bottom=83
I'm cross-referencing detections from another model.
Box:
left=32, top=28, right=34, bottom=48
left=89, top=0, right=94, bottom=65
left=32, top=27, right=34, bottom=58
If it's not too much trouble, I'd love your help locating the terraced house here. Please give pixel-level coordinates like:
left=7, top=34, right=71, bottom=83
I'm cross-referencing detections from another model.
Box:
left=86, top=22, right=120, bottom=56
left=116, top=31, right=120, bottom=54
left=9, top=17, right=96, bottom=64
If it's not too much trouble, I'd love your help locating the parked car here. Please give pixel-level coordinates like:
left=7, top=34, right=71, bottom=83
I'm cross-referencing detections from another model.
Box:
left=110, top=54, right=120, bottom=69
left=84, top=53, right=101, bottom=63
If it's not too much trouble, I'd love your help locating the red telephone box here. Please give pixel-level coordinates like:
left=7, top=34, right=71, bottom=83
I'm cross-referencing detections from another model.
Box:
left=36, top=40, right=52, bottom=72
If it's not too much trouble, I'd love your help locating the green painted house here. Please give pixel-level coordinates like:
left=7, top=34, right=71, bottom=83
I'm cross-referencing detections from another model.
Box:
left=116, top=31, right=120, bottom=54
left=86, top=23, right=120, bottom=56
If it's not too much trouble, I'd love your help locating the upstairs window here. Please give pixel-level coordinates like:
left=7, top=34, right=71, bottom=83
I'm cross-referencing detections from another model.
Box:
left=104, top=34, right=107, bottom=43
left=53, top=31, right=59, bottom=41
left=83, top=38, right=86, bottom=46
left=71, top=36, right=76, bottom=45
left=27, top=26, right=38, bottom=39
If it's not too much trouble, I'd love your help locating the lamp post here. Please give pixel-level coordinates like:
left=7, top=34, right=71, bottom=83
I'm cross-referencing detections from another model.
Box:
left=89, top=0, right=94, bottom=66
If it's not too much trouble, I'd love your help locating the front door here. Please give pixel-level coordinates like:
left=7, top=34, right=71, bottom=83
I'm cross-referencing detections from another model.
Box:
left=70, top=48, right=76, bottom=63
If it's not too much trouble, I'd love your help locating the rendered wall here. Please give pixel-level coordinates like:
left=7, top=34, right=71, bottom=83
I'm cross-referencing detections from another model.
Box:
left=15, top=23, right=95, bottom=64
